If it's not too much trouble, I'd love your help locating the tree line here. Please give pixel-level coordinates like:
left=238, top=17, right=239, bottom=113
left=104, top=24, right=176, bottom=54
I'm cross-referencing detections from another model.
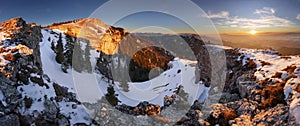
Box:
left=49, top=33, right=93, bottom=73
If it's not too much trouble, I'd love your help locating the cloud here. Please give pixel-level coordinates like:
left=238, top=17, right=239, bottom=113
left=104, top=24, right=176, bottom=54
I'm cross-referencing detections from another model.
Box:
left=297, top=14, right=300, bottom=20
left=210, top=7, right=293, bottom=29
left=224, top=15, right=293, bottom=29
left=254, top=7, right=275, bottom=15
left=206, top=11, right=229, bottom=19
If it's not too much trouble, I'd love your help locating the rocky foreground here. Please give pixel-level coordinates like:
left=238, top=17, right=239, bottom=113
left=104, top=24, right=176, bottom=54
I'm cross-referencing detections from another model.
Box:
left=0, top=17, right=299, bottom=125
left=84, top=48, right=300, bottom=126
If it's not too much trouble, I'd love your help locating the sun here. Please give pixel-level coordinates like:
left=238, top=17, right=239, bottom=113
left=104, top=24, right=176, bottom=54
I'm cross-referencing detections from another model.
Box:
left=249, top=30, right=257, bottom=35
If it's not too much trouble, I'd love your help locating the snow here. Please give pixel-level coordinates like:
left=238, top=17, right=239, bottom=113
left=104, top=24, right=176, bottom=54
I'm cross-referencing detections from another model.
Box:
left=0, top=32, right=4, bottom=41
left=0, top=32, right=10, bottom=41
left=239, top=49, right=300, bottom=80
left=17, top=76, right=92, bottom=125
left=40, top=29, right=75, bottom=91
left=37, top=29, right=213, bottom=125
left=0, top=90, right=7, bottom=107
left=239, top=48, right=300, bottom=123
left=91, top=58, right=209, bottom=106
left=285, top=77, right=300, bottom=122
left=58, top=101, right=92, bottom=125
left=36, top=29, right=92, bottom=125
left=40, top=29, right=210, bottom=107
left=0, top=55, right=9, bottom=66
left=0, top=43, right=32, bottom=66
left=290, top=94, right=300, bottom=123
left=18, top=78, right=57, bottom=114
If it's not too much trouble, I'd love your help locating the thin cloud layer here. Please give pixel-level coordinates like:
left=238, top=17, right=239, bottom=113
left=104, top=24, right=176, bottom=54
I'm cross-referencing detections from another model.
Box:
left=207, top=7, right=294, bottom=30
left=297, top=14, right=300, bottom=20
left=206, top=11, right=229, bottom=19
left=254, top=7, right=275, bottom=15
left=225, top=15, right=292, bottom=29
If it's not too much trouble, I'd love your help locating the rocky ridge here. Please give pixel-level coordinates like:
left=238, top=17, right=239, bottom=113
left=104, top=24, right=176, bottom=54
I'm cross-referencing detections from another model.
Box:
left=0, top=17, right=96, bottom=125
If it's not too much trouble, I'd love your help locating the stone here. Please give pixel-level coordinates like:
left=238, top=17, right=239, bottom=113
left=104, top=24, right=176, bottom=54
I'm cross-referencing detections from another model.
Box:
left=0, top=114, right=20, bottom=126
left=43, top=99, right=58, bottom=121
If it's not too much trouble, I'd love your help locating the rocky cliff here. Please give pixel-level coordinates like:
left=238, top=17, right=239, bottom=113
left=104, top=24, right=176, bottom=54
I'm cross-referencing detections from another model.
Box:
left=0, top=17, right=96, bottom=125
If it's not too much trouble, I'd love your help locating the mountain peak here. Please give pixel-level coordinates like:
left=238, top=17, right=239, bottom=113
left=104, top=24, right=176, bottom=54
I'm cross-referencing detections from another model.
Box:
left=46, top=18, right=110, bottom=38
left=0, top=16, right=26, bottom=28
left=0, top=16, right=28, bottom=39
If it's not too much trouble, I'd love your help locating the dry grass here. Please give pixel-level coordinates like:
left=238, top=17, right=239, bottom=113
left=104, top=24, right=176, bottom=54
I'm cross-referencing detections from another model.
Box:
left=272, top=72, right=282, bottom=78
left=280, top=56, right=292, bottom=60
left=207, top=109, right=237, bottom=126
left=247, top=59, right=257, bottom=69
left=260, top=60, right=271, bottom=66
left=259, top=82, right=285, bottom=109
left=296, top=84, right=300, bottom=93
left=4, top=53, right=14, bottom=61
left=282, top=65, right=297, bottom=74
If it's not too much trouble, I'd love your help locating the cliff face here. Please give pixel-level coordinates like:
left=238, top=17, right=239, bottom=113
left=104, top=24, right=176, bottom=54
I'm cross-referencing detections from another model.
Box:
left=95, top=33, right=210, bottom=83
left=47, top=18, right=126, bottom=55
left=48, top=18, right=176, bottom=82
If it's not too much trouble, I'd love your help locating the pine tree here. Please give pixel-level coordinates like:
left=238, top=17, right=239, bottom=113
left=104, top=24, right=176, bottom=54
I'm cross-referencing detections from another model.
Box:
left=55, top=33, right=64, bottom=64
left=51, top=41, right=55, bottom=52
left=64, top=34, right=74, bottom=66
left=84, top=42, right=93, bottom=73
left=105, top=86, right=119, bottom=106
left=72, top=40, right=84, bottom=72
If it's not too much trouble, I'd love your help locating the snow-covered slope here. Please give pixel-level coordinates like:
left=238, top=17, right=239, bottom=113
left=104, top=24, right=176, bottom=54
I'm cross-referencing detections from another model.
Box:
left=40, top=29, right=75, bottom=91
left=39, top=29, right=210, bottom=107
left=106, top=58, right=209, bottom=106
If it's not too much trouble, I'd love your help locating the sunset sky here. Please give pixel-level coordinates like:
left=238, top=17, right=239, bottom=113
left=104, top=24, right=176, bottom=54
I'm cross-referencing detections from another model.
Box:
left=1, top=0, right=300, bottom=34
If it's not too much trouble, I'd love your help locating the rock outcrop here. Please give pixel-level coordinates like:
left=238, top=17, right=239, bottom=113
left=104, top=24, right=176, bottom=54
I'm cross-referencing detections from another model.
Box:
left=0, top=17, right=93, bottom=125
left=0, top=17, right=43, bottom=69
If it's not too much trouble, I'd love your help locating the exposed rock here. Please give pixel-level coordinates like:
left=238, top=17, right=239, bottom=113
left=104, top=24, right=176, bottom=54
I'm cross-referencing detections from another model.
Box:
left=229, top=114, right=252, bottom=126
left=30, top=76, right=44, bottom=86
left=0, top=114, right=20, bottom=126
left=219, top=92, right=240, bottom=103
left=53, top=83, right=78, bottom=103
left=42, top=74, right=50, bottom=82
left=43, top=99, right=58, bottom=121
left=56, top=114, right=70, bottom=126
left=0, top=17, right=43, bottom=70
left=252, top=104, right=291, bottom=126
left=236, top=74, right=255, bottom=98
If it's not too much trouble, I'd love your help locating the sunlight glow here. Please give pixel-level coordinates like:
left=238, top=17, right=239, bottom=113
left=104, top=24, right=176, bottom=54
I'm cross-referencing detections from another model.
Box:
left=249, top=30, right=257, bottom=35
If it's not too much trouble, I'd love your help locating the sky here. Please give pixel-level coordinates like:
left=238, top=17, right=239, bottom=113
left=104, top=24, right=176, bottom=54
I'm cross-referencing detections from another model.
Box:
left=1, top=0, right=300, bottom=34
